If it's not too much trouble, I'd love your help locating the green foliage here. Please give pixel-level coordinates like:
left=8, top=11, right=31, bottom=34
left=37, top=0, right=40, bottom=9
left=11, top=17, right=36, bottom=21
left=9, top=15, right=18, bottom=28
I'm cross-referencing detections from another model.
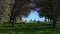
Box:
left=0, top=0, right=11, bottom=23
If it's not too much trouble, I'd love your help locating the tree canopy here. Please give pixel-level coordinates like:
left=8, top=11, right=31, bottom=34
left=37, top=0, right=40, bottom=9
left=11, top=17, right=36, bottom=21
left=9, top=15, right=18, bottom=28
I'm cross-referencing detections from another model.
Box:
left=34, top=0, right=60, bottom=28
left=0, top=0, right=60, bottom=28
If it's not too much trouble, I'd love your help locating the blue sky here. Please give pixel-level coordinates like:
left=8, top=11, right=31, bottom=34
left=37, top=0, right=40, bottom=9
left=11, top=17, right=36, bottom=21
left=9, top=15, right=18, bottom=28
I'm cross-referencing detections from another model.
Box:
left=23, top=10, right=45, bottom=22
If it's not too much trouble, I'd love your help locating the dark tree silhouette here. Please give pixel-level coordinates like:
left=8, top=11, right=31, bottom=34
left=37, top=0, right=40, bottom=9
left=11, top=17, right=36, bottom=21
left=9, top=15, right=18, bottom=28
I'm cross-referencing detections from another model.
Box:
left=34, top=0, right=60, bottom=28
left=10, top=0, right=31, bottom=27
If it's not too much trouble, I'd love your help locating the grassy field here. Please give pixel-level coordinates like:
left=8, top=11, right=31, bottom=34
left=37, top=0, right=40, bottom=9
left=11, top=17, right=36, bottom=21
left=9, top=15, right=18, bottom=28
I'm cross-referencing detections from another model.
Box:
left=0, top=22, right=60, bottom=34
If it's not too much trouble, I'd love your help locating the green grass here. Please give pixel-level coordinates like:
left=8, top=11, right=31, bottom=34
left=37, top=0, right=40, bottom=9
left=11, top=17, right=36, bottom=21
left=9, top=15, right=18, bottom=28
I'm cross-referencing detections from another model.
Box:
left=0, top=22, right=60, bottom=34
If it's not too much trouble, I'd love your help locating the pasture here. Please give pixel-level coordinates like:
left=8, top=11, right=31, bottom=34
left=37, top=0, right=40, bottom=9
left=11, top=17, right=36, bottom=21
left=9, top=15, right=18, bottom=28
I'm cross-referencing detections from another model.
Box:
left=0, top=22, right=60, bottom=34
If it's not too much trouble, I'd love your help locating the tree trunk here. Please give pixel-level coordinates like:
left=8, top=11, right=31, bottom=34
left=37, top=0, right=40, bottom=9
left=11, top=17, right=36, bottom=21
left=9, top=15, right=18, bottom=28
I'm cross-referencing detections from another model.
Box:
left=20, top=17, right=22, bottom=20
left=48, top=18, right=50, bottom=22
left=11, top=19, right=14, bottom=27
left=52, top=18, right=57, bottom=28
left=50, top=19, right=51, bottom=23
left=10, top=16, right=14, bottom=27
left=45, top=16, right=46, bottom=23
